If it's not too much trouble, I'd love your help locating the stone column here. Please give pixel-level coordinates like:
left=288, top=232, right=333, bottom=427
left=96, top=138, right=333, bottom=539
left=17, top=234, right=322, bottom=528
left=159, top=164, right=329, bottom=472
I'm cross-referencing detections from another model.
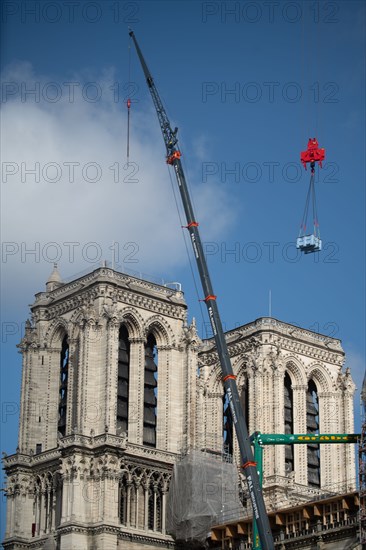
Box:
left=292, top=384, right=307, bottom=485
left=318, top=391, right=335, bottom=489
left=77, top=321, right=88, bottom=435
left=66, top=337, right=78, bottom=438
left=273, top=369, right=285, bottom=477
left=38, top=489, right=45, bottom=535
left=5, top=492, right=14, bottom=538
left=157, top=345, right=170, bottom=451
left=144, top=483, right=149, bottom=531
left=51, top=487, right=57, bottom=531
left=105, top=319, right=119, bottom=434
left=60, top=474, right=70, bottom=523
left=153, top=486, right=157, bottom=532
left=185, top=333, right=200, bottom=451
left=206, top=392, right=223, bottom=452
left=126, top=482, right=131, bottom=527
left=343, top=385, right=356, bottom=490
left=128, top=338, right=145, bottom=445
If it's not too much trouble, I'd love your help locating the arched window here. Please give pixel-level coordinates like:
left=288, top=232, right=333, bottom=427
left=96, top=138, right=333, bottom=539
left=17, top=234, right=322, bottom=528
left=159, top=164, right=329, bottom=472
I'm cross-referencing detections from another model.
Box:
left=117, top=326, right=130, bottom=436
left=118, top=472, right=129, bottom=525
left=33, top=477, right=42, bottom=536
left=148, top=488, right=155, bottom=530
left=306, top=379, right=320, bottom=486
left=284, top=372, right=294, bottom=473
left=240, top=376, right=250, bottom=432
left=223, top=393, right=233, bottom=457
left=58, top=335, right=69, bottom=437
left=148, top=474, right=163, bottom=532
left=143, top=334, right=158, bottom=447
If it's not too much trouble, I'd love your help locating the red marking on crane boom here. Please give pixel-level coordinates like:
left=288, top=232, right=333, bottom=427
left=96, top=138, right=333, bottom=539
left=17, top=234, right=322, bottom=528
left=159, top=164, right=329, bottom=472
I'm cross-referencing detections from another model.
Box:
left=243, top=461, right=257, bottom=469
left=166, top=151, right=181, bottom=165
left=223, top=374, right=237, bottom=382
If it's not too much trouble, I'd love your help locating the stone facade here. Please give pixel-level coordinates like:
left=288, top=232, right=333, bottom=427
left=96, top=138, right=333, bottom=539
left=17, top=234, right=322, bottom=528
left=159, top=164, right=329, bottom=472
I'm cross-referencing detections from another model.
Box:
left=2, top=267, right=356, bottom=549
left=198, top=318, right=356, bottom=513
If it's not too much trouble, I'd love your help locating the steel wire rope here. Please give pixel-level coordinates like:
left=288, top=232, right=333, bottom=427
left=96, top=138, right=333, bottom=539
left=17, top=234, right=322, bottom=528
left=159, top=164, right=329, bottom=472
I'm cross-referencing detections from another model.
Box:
left=165, top=162, right=207, bottom=336
left=158, top=84, right=202, bottom=220
left=299, top=174, right=312, bottom=237
left=155, top=81, right=209, bottom=337
left=311, top=174, right=320, bottom=238
left=298, top=3, right=322, bottom=243
left=128, top=41, right=207, bottom=336
left=126, top=34, right=132, bottom=165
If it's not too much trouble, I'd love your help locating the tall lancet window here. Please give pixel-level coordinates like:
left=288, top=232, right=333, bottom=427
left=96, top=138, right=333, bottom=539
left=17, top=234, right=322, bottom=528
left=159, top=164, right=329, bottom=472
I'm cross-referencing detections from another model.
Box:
left=240, top=377, right=250, bottom=432
left=223, top=393, right=233, bottom=456
left=306, top=379, right=320, bottom=486
left=58, top=335, right=69, bottom=436
left=117, top=326, right=130, bottom=436
left=284, top=372, right=294, bottom=473
left=143, top=334, right=158, bottom=447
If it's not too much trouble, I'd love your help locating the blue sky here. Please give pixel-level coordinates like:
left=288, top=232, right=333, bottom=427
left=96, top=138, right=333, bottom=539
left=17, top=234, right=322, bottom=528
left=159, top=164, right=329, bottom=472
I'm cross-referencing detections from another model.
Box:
left=1, top=0, right=365, bottom=539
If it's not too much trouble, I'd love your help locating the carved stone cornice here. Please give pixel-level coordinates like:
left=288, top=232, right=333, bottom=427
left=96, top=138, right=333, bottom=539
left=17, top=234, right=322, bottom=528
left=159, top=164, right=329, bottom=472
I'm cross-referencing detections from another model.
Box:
left=118, top=529, right=174, bottom=546
left=200, top=317, right=343, bottom=359
left=125, top=443, right=177, bottom=466
left=279, top=338, right=343, bottom=366
left=129, top=337, right=145, bottom=344
left=199, top=326, right=344, bottom=369
left=207, top=392, right=223, bottom=399
left=199, top=339, right=257, bottom=367
left=60, top=432, right=128, bottom=451
left=2, top=535, right=55, bottom=550
left=33, top=268, right=186, bottom=317
left=291, top=385, right=308, bottom=391
left=3, top=447, right=61, bottom=471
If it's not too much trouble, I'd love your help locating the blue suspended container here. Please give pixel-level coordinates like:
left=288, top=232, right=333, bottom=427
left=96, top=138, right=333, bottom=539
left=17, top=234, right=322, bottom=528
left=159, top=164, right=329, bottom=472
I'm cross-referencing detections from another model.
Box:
left=296, top=234, right=322, bottom=254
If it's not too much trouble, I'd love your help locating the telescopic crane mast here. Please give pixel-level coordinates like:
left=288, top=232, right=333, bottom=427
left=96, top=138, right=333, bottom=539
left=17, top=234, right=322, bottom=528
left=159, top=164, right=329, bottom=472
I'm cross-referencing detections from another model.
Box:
left=129, top=31, right=274, bottom=550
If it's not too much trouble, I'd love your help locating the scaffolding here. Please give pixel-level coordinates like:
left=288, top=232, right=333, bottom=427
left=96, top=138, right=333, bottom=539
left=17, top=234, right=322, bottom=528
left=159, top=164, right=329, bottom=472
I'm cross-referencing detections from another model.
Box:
left=359, top=372, right=366, bottom=545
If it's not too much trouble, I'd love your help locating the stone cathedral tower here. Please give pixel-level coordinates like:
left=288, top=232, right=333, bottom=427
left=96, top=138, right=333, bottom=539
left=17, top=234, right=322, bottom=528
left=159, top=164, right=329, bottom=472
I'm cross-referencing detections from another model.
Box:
left=3, top=266, right=357, bottom=549
left=3, top=266, right=199, bottom=550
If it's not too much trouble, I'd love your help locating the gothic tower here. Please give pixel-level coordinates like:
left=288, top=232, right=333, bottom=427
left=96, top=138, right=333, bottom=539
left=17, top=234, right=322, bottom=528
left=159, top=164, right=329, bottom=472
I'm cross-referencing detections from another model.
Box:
left=197, top=318, right=356, bottom=511
left=3, top=266, right=199, bottom=550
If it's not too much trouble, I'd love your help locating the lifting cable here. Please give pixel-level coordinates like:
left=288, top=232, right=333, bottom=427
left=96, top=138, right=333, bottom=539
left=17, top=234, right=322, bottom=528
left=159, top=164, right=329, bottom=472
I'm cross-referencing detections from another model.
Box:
left=126, top=35, right=132, bottom=165
left=298, top=171, right=320, bottom=240
left=297, top=10, right=324, bottom=253
left=297, top=138, right=325, bottom=253
left=126, top=40, right=205, bottom=327
left=166, top=161, right=207, bottom=335
left=128, top=37, right=207, bottom=334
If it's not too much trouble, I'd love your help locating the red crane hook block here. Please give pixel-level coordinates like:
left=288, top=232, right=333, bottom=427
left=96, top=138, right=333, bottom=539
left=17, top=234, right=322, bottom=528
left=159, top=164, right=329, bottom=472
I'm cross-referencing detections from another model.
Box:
left=300, top=138, right=325, bottom=170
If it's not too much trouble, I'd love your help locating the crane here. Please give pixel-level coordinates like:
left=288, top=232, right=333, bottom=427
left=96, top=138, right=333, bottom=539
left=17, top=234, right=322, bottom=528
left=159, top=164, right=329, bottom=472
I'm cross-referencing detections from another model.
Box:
left=129, top=30, right=275, bottom=550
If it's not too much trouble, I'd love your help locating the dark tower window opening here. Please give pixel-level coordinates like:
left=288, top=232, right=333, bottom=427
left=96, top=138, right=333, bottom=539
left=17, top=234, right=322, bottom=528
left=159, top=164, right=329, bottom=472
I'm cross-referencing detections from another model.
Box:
left=240, top=377, right=250, bottom=432
left=143, top=334, right=158, bottom=447
left=58, top=335, right=69, bottom=437
left=223, top=393, right=233, bottom=457
left=284, top=372, right=294, bottom=474
left=148, top=488, right=154, bottom=530
left=119, top=480, right=127, bottom=525
left=307, top=379, right=320, bottom=487
left=117, top=326, right=130, bottom=436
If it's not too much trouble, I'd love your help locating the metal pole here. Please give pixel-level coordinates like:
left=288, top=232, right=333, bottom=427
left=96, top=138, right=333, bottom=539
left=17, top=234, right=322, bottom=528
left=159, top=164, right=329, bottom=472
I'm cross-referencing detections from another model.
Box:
left=252, top=436, right=263, bottom=550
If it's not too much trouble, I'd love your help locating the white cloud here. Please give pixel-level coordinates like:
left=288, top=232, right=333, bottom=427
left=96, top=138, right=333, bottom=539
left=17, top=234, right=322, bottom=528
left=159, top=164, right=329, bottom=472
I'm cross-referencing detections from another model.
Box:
left=1, top=63, right=238, bottom=299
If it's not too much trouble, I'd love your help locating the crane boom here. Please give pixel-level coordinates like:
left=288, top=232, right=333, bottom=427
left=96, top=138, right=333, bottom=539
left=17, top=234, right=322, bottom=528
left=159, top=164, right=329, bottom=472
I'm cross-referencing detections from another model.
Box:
left=129, top=31, right=274, bottom=550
